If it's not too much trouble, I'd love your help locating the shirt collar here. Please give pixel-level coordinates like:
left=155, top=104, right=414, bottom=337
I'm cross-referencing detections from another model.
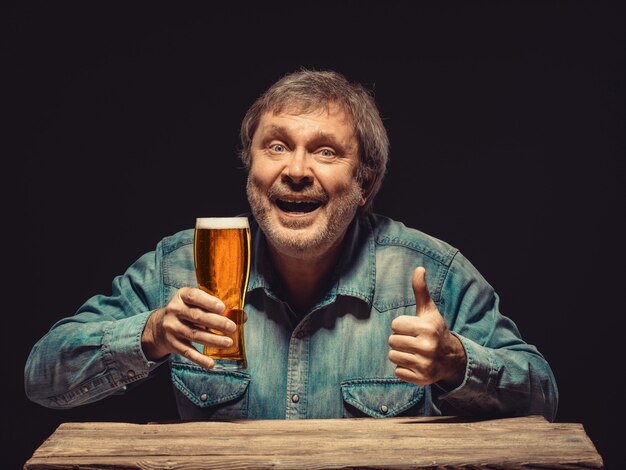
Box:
left=247, top=215, right=376, bottom=308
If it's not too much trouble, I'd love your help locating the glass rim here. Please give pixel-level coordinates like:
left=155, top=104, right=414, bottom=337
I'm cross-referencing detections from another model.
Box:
left=195, top=217, right=249, bottom=229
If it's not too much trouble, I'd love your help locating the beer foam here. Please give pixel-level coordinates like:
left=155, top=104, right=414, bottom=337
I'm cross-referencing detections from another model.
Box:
left=195, top=217, right=249, bottom=229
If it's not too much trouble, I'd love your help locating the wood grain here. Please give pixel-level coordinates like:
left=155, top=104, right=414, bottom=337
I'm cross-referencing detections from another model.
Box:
left=24, top=415, right=603, bottom=469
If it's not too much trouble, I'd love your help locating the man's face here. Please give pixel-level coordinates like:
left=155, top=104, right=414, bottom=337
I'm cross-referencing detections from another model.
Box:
left=246, top=102, right=365, bottom=260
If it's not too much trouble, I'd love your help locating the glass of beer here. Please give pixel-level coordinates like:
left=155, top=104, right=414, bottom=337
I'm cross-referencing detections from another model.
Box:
left=194, top=217, right=251, bottom=370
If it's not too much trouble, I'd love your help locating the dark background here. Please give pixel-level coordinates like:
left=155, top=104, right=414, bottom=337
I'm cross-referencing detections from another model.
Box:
left=3, top=1, right=624, bottom=468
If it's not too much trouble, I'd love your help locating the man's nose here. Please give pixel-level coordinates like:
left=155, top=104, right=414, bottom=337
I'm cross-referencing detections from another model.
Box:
left=282, top=148, right=312, bottom=183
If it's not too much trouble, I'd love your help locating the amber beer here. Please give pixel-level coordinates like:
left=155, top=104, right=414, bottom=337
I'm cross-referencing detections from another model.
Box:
left=194, top=217, right=251, bottom=370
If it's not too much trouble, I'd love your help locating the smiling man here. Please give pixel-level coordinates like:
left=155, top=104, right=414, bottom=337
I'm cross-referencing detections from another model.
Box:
left=246, top=102, right=365, bottom=314
left=26, top=70, right=558, bottom=421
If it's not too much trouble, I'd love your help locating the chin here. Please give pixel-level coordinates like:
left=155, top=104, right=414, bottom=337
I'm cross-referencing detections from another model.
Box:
left=267, top=226, right=334, bottom=260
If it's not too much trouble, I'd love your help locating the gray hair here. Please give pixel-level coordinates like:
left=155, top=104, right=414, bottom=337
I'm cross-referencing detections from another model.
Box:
left=239, top=69, right=389, bottom=213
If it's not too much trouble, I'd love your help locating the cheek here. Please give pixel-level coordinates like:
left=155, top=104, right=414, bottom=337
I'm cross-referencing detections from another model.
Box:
left=316, top=167, right=360, bottom=194
left=248, top=158, right=281, bottom=186
left=249, top=162, right=277, bottom=188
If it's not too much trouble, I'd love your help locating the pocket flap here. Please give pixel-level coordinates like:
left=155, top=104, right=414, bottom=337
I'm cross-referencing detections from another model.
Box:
left=341, top=378, right=424, bottom=417
left=171, top=361, right=250, bottom=408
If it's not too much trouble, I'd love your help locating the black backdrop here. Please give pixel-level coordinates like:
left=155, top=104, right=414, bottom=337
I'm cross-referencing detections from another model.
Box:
left=4, top=2, right=624, bottom=468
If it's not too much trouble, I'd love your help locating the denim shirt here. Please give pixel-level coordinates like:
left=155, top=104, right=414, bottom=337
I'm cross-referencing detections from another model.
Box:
left=25, top=214, right=558, bottom=421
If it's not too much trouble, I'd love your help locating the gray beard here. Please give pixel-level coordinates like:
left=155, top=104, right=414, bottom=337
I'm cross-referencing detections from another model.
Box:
left=246, top=177, right=362, bottom=260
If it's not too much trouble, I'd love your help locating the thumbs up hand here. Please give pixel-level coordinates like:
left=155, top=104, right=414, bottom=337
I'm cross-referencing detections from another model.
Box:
left=388, top=267, right=467, bottom=387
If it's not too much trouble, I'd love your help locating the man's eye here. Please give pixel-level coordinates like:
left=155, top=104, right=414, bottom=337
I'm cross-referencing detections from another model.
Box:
left=319, top=149, right=335, bottom=157
left=270, top=144, right=287, bottom=152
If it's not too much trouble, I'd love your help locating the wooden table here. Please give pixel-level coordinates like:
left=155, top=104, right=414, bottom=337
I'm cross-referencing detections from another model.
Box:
left=24, top=415, right=603, bottom=469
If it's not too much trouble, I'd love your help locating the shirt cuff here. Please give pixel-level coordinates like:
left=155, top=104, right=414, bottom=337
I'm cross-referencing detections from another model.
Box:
left=102, top=310, right=167, bottom=387
left=437, top=332, right=497, bottom=405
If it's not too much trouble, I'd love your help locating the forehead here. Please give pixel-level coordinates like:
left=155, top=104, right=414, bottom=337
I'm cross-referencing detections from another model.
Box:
left=255, top=102, right=356, bottom=139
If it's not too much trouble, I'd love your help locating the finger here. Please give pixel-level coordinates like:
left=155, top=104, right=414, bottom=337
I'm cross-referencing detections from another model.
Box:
left=412, top=267, right=434, bottom=316
left=169, top=337, right=215, bottom=369
left=178, top=307, right=237, bottom=334
left=388, top=349, right=430, bottom=371
left=388, top=349, right=416, bottom=368
left=390, top=315, right=435, bottom=336
left=178, top=322, right=234, bottom=349
left=389, top=351, right=436, bottom=383
left=388, top=333, right=421, bottom=354
left=389, top=333, right=438, bottom=358
left=395, top=366, right=433, bottom=386
left=179, top=311, right=237, bottom=336
left=178, top=287, right=226, bottom=313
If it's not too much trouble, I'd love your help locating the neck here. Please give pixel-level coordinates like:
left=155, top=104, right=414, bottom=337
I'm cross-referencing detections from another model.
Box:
left=267, top=239, right=345, bottom=315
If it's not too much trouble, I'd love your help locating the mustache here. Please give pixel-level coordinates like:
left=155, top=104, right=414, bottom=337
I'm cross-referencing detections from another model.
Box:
left=267, top=183, right=329, bottom=203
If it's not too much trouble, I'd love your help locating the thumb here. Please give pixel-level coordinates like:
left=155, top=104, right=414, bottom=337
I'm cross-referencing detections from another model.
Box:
left=412, top=266, right=434, bottom=315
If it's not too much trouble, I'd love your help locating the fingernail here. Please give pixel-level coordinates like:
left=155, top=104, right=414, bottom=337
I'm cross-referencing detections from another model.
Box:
left=215, top=301, right=226, bottom=313
left=223, top=337, right=233, bottom=347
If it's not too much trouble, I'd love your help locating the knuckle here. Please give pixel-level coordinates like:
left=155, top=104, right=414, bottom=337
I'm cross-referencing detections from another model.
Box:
left=167, top=296, right=182, bottom=313
left=422, top=337, right=437, bottom=353
left=430, top=336, right=441, bottom=352
left=188, top=327, right=198, bottom=341
left=189, top=309, right=202, bottom=324
left=388, top=351, right=402, bottom=365
left=212, top=314, right=233, bottom=332
left=160, top=314, right=175, bottom=332
left=423, top=362, right=436, bottom=377
left=421, top=321, right=436, bottom=335
left=222, top=317, right=235, bottom=331
left=416, top=330, right=436, bottom=349
left=391, top=316, right=406, bottom=331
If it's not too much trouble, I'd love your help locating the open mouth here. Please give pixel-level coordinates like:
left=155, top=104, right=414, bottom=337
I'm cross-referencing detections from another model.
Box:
left=275, top=199, right=323, bottom=214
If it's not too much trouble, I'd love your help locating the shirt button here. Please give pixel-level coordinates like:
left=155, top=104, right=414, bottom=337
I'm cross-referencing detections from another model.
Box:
left=291, top=394, right=300, bottom=403
left=380, top=405, right=389, bottom=414
left=127, top=370, right=136, bottom=378
left=81, top=386, right=89, bottom=393
left=200, top=393, right=208, bottom=402
left=295, top=331, right=304, bottom=339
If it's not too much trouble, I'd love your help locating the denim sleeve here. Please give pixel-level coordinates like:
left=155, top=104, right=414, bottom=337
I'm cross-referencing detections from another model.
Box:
left=436, top=252, right=559, bottom=421
left=24, top=249, right=167, bottom=409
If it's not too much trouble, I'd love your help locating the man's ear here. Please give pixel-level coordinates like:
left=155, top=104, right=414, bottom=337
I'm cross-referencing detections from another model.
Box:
left=359, top=176, right=378, bottom=206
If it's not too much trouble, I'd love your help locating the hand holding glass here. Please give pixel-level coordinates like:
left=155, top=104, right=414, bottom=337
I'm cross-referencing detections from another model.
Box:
left=194, top=217, right=251, bottom=370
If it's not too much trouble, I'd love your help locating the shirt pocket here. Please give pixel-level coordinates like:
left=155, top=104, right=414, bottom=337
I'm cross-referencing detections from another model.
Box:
left=341, top=378, right=424, bottom=418
left=171, top=359, right=250, bottom=419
